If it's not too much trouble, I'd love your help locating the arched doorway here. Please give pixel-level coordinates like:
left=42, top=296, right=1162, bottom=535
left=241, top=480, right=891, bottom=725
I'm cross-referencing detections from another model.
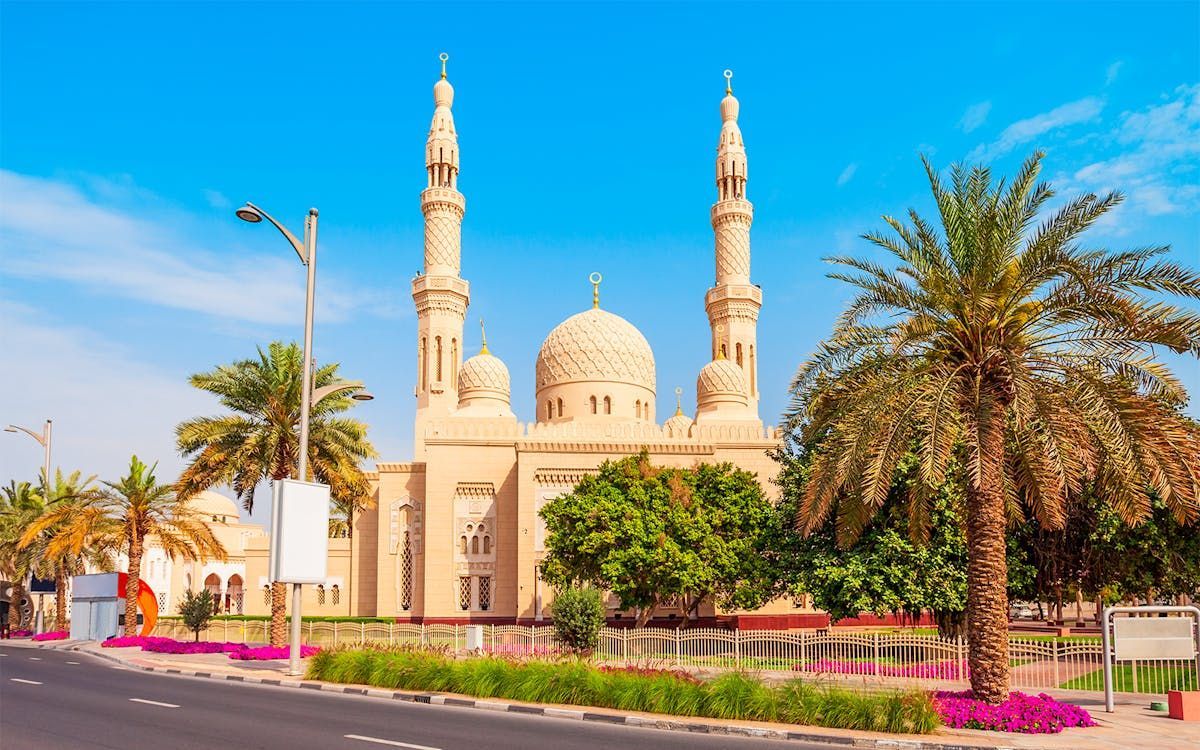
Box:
left=204, top=573, right=221, bottom=614
left=226, top=574, right=244, bottom=614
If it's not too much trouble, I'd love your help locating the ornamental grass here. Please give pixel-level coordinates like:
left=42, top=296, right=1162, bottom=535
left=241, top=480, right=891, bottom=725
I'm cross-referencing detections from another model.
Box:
left=307, top=647, right=942, bottom=734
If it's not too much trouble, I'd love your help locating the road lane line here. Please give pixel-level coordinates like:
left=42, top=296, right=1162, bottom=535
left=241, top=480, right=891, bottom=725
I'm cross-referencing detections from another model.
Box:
left=344, top=735, right=441, bottom=750
left=66, top=661, right=80, bottom=664
left=10, top=678, right=43, bottom=685
left=129, top=698, right=180, bottom=708
left=28, top=656, right=42, bottom=660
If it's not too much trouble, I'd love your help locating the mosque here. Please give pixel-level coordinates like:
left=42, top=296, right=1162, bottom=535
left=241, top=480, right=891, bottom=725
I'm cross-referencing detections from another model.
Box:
left=244, top=57, right=816, bottom=626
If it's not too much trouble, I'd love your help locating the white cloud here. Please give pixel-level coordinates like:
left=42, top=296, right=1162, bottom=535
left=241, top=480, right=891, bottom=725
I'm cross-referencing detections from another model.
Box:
left=0, top=298, right=213, bottom=501
left=1059, top=84, right=1199, bottom=221
left=836, top=163, right=858, bottom=187
left=203, top=188, right=231, bottom=209
left=0, top=170, right=388, bottom=326
left=1105, top=61, right=1124, bottom=86
left=968, top=97, right=1105, bottom=162
left=958, top=101, right=992, bottom=133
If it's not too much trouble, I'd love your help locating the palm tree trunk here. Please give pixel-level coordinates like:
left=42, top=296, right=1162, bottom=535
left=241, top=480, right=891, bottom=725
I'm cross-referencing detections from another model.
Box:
left=55, top=561, right=68, bottom=632
left=124, top=538, right=143, bottom=636
left=9, top=582, right=25, bottom=631
left=269, top=581, right=287, bottom=646
left=964, top=407, right=1011, bottom=704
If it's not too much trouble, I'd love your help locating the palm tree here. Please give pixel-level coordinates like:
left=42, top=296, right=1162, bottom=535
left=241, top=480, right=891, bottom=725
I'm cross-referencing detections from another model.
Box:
left=24, top=456, right=227, bottom=636
left=175, top=341, right=376, bottom=645
left=1, top=481, right=43, bottom=632
left=785, top=151, right=1200, bottom=703
left=11, top=471, right=116, bottom=631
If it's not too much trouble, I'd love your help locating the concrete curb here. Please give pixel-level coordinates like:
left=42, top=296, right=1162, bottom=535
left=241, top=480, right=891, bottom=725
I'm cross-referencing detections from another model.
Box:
left=57, top=643, right=1013, bottom=750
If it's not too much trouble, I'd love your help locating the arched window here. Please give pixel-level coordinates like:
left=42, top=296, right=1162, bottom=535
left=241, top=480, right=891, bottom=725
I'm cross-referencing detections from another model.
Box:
left=400, top=531, right=413, bottom=611
left=720, top=343, right=728, bottom=359
left=547, top=400, right=554, bottom=419
left=471, top=536, right=480, bottom=555
left=451, top=338, right=458, bottom=387
left=460, top=535, right=468, bottom=556
left=262, top=585, right=270, bottom=606
left=589, top=396, right=597, bottom=414
left=435, top=336, right=443, bottom=381
left=635, top=400, right=641, bottom=419
left=316, top=585, right=326, bottom=605
left=331, top=585, right=340, bottom=605
left=749, top=345, right=756, bottom=395
left=419, top=337, right=428, bottom=391
left=557, top=398, right=564, bottom=417
left=603, top=396, right=611, bottom=414
left=644, top=401, right=651, bottom=419
left=483, top=535, right=491, bottom=555
left=736, top=343, right=743, bottom=366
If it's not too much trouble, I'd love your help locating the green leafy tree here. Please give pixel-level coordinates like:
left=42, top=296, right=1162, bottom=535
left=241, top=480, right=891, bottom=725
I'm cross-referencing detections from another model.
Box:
left=540, top=452, right=777, bottom=626
left=175, top=341, right=377, bottom=646
left=178, top=588, right=216, bottom=641
left=771, top=446, right=1035, bottom=638
left=550, top=586, right=606, bottom=653
left=785, top=152, right=1200, bottom=702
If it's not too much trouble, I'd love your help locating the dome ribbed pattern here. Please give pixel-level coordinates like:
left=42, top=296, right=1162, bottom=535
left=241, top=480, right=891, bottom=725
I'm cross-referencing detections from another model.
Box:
left=536, top=309, right=655, bottom=392
left=664, top=411, right=693, bottom=437
left=697, top=359, right=748, bottom=399
left=459, top=353, right=510, bottom=396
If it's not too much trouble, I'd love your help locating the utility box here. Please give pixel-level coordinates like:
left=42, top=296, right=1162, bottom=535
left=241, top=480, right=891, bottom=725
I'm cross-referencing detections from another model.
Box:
left=465, top=624, right=484, bottom=652
left=69, top=573, right=121, bottom=642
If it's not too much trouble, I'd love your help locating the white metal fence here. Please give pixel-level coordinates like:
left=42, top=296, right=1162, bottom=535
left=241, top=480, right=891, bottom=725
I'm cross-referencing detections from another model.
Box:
left=151, top=620, right=1198, bottom=695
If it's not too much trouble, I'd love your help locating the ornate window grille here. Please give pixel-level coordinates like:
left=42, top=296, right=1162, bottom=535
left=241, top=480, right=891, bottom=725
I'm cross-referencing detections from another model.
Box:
left=317, top=585, right=326, bottom=605
left=331, top=585, right=340, bottom=605
left=262, top=586, right=271, bottom=605
left=458, top=576, right=471, bottom=611
left=400, top=531, right=413, bottom=611
left=478, top=576, right=492, bottom=612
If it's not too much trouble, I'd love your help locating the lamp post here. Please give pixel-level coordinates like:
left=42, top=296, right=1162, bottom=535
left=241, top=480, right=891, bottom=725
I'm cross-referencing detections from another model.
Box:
left=237, top=202, right=318, bottom=675
left=5, top=419, right=52, bottom=633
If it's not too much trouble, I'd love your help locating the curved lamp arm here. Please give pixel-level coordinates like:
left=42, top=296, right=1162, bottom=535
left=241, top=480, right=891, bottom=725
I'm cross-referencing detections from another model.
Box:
left=5, top=423, right=47, bottom=446
left=312, top=380, right=373, bottom=405
left=243, top=201, right=306, bottom=263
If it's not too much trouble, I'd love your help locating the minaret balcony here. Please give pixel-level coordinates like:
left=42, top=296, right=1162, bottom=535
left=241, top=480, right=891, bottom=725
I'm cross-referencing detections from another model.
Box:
left=705, top=283, right=762, bottom=307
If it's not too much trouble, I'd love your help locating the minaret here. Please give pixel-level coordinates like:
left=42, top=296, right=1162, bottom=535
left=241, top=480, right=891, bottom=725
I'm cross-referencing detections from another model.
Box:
left=705, top=69, right=761, bottom=413
left=413, top=53, right=470, bottom=456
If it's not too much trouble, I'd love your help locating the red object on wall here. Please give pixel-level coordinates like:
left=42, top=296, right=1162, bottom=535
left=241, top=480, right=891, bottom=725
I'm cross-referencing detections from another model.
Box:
left=115, top=572, right=158, bottom=636
left=1168, top=690, right=1200, bottom=721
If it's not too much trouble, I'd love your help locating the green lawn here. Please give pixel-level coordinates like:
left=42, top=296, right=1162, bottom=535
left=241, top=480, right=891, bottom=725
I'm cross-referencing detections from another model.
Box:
left=1061, top=664, right=1197, bottom=692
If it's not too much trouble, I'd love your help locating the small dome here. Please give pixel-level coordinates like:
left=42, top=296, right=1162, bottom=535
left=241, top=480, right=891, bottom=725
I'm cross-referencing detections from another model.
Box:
left=536, top=308, right=655, bottom=392
left=459, top=352, right=510, bottom=399
left=697, top=358, right=748, bottom=402
left=720, top=93, right=739, bottom=123
left=188, top=491, right=239, bottom=521
left=664, top=409, right=693, bottom=438
left=434, top=77, right=454, bottom=108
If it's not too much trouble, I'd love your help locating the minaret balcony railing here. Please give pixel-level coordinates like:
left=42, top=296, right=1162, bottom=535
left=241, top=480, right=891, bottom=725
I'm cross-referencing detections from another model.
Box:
left=705, top=283, right=762, bottom=307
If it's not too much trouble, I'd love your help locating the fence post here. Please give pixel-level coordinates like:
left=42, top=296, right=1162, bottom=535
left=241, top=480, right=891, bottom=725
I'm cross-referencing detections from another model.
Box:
left=622, top=629, right=628, bottom=664
left=873, top=632, right=880, bottom=676
left=800, top=630, right=807, bottom=669
left=735, top=629, right=742, bottom=670
left=1052, top=639, right=1060, bottom=688
left=361, top=621, right=366, bottom=646
left=675, top=629, right=681, bottom=666
left=956, top=635, right=965, bottom=679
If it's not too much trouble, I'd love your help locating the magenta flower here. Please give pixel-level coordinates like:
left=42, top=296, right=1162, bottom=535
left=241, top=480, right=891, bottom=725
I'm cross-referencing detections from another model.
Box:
left=31, top=631, right=69, bottom=641
left=933, top=690, right=1096, bottom=733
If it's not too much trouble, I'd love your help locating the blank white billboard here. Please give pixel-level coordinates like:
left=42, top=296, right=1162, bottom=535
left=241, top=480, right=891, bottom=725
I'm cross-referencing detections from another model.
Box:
left=269, top=479, right=330, bottom=584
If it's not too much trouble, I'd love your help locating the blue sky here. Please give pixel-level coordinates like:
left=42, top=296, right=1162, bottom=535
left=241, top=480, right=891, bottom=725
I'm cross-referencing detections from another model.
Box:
left=2, top=1, right=1197, bottom=525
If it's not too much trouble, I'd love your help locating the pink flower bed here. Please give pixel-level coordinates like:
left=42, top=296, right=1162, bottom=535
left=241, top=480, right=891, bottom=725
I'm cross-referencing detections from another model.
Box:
left=934, top=690, right=1096, bottom=733
left=102, top=635, right=320, bottom=661
left=32, top=631, right=69, bottom=641
left=10, top=629, right=33, bottom=638
left=796, top=658, right=968, bottom=680
left=229, top=645, right=320, bottom=660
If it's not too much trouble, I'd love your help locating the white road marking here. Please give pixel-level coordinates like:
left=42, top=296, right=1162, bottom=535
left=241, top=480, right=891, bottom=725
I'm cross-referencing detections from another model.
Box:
left=66, top=661, right=80, bottom=665
left=129, top=698, right=180, bottom=708
left=10, top=678, right=43, bottom=685
left=344, top=735, right=441, bottom=750
left=28, top=656, right=42, bottom=660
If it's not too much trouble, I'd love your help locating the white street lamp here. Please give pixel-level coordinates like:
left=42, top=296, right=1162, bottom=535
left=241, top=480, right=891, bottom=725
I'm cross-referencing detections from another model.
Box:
left=5, top=419, right=52, bottom=633
left=237, top=201, right=319, bottom=676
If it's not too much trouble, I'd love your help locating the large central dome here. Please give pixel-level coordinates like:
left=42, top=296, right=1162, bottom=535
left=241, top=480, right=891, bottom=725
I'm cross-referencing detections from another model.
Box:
left=535, top=308, right=656, bottom=423
left=536, top=308, right=655, bottom=390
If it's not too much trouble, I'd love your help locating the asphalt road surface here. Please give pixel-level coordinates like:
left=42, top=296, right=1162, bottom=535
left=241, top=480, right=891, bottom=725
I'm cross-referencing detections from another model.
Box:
left=0, top=645, right=826, bottom=750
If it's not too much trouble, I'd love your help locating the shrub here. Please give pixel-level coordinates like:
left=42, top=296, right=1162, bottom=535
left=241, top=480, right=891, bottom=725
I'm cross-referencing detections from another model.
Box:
left=178, top=589, right=216, bottom=642
left=307, top=648, right=940, bottom=734
left=550, top=586, right=606, bottom=654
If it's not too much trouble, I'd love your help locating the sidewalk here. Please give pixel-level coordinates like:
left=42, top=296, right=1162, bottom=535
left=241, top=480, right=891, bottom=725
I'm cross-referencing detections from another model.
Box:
left=6, top=638, right=1198, bottom=750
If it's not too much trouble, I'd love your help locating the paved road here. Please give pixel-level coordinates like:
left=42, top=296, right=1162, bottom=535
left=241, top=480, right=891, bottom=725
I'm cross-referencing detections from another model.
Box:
left=0, top=645, right=821, bottom=750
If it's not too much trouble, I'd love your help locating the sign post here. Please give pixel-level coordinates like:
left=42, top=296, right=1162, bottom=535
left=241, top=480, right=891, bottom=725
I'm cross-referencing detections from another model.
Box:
left=270, top=478, right=330, bottom=676
left=1102, top=605, right=1200, bottom=712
